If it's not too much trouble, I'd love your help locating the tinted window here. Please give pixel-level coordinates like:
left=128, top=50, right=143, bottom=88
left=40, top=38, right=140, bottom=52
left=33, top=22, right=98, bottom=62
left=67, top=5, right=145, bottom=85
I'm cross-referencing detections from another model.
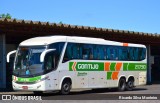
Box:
left=63, top=43, right=146, bottom=62
left=44, top=52, right=55, bottom=71
left=48, top=42, right=65, bottom=61
left=48, top=42, right=65, bottom=69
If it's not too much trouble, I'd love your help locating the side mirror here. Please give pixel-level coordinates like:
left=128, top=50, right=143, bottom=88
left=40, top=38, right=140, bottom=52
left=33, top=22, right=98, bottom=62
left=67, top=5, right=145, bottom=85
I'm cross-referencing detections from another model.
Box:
left=40, top=49, right=56, bottom=62
left=7, top=50, right=16, bottom=63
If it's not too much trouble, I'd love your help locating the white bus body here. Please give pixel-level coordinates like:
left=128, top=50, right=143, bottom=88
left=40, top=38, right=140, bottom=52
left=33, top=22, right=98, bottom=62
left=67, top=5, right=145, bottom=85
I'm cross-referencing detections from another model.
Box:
left=8, top=36, right=147, bottom=94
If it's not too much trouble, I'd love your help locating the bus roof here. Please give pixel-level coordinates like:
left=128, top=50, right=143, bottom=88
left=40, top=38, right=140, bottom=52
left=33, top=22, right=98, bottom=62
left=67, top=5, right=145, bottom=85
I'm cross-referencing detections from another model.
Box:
left=20, top=36, right=67, bottom=46
left=19, top=35, right=146, bottom=48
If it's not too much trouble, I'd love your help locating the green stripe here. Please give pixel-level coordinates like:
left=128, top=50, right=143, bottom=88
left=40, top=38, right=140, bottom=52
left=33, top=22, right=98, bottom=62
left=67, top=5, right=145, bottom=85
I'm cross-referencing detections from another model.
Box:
left=16, top=76, right=41, bottom=82
left=123, top=63, right=147, bottom=71
left=110, top=63, right=116, bottom=71
left=107, top=72, right=112, bottom=80
left=123, top=63, right=128, bottom=71
left=69, top=62, right=147, bottom=71
left=128, top=63, right=147, bottom=71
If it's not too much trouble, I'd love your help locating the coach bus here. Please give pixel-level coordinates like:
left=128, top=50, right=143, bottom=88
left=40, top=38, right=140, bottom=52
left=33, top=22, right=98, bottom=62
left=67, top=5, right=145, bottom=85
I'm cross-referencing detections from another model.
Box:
left=7, top=36, right=147, bottom=95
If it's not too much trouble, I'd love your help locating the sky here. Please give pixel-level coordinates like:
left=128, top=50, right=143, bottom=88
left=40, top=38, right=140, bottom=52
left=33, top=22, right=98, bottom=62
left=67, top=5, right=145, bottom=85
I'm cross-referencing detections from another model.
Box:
left=1, top=0, right=160, bottom=34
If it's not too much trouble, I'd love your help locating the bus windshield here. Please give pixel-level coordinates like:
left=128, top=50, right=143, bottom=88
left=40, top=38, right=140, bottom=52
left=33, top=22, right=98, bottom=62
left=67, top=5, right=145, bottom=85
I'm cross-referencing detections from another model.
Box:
left=13, top=46, right=46, bottom=77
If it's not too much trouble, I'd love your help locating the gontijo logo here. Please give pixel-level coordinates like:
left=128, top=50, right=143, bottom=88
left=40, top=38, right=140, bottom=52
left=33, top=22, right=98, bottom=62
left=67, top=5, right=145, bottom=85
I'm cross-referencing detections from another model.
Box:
left=69, top=62, right=104, bottom=71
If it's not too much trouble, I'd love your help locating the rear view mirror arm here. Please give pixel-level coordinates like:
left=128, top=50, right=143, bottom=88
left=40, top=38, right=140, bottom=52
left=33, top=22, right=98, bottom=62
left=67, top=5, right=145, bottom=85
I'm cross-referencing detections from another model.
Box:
left=40, top=49, right=55, bottom=62
left=7, top=50, right=16, bottom=63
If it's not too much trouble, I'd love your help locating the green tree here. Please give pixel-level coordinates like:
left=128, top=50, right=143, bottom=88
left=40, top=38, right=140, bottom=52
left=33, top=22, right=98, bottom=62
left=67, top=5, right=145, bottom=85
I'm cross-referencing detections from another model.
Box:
left=0, top=13, right=11, bottom=19
left=59, top=21, right=63, bottom=24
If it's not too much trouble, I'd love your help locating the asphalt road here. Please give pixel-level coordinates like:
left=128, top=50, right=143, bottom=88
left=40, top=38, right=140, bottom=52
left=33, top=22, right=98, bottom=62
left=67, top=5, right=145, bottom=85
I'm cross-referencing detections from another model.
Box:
left=1, top=84, right=159, bottom=100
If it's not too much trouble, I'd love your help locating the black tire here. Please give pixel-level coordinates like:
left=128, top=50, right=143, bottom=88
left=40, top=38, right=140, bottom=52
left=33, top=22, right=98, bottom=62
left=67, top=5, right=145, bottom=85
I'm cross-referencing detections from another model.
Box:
left=33, top=91, right=43, bottom=95
left=118, top=78, right=126, bottom=91
left=126, top=79, right=134, bottom=91
left=60, top=80, right=71, bottom=95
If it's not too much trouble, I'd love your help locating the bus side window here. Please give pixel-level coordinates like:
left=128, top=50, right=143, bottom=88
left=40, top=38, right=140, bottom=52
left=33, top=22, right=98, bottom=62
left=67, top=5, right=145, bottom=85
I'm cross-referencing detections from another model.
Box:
left=67, top=46, right=71, bottom=60
left=138, top=48, right=142, bottom=60
left=141, top=48, right=146, bottom=60
left=103, top=47, right=106, bottom=60
left=82, top=44, right=89, bottom=59
left=88, top=44, right=93, bottom=60
left=133, top=48, right=139, bottom=61
left=94, top=45, right=101, bottom=60
left=44, top=53, right=55, bottom=71
left=46, top=56, right=52, bottom=70
left=118, top=47, right=122, bottom=60
left=63, top=43, right=72, bottom=62
left=120, top=47, right=128, bottom=60
left=99, top=45, right=104, bottom=60
left=93, top=45, right=97, bottom=59
left=114, top=47, right=119, bottom=60
left=126, top=48, right=130, bottom=60
left=107, top=47, right=111, bottom=60
left=128, top=47, right=133, bottom=60
left=110, top=48, right=114, bottom=60
left=96, top=46, right=100, bottom=59
left=78, top=44, right=83, bottom=59
left=98, top=45, right=105, bottom=60
left=119, top=47, right=127, bottom=60
left=138, top=48, right=146, bottom=60
left=72, top=44, right=78, bottom=59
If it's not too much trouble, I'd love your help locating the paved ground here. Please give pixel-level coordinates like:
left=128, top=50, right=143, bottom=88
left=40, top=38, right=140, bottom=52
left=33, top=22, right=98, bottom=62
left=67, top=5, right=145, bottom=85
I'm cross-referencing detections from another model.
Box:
left=0, top=84, right=160, bottom=102
left=1, top=84, right=160, bottom=94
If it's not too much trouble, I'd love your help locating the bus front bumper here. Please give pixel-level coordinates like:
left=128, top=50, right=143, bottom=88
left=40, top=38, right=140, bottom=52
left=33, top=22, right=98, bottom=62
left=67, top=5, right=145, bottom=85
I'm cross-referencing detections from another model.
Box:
left=12, top=81, right=46, bottom=91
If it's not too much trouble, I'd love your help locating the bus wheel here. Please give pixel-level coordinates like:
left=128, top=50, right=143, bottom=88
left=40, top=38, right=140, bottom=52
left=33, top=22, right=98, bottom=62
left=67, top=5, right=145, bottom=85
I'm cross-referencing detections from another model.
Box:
left=126, top=79, right=134, bottom=91
left=60, top=80, right=71, bottom=95
left=118, top=78, right=126, bottom=91
left=33, top=91, right=43, bottom=95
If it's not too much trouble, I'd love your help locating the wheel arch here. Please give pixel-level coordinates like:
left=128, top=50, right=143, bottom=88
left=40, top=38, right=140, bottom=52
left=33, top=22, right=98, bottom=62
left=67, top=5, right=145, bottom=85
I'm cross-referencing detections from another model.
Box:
left=127, top=75, right=135, bottom=82
left=59, top=76, right=72, bottom=89
left=117, top=75, right=126, bottom=86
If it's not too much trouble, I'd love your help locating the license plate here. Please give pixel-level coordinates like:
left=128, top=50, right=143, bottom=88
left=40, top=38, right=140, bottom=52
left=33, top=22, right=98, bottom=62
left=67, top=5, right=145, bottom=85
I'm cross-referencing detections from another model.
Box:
left=22, top=86, right=28, bottom=90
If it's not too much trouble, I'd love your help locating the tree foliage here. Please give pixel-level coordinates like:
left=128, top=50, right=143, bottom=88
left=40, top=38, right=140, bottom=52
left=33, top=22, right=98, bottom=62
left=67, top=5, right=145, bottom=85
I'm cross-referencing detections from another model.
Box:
left=59, top=21, right=63, bottom=24
left=0, top=13, right=12, bottom=19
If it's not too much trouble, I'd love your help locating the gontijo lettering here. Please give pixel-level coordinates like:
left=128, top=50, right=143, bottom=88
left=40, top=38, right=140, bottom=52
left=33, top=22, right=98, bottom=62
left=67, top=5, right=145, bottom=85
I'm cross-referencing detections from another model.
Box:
left=78, top=64, right=99, bottom=69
